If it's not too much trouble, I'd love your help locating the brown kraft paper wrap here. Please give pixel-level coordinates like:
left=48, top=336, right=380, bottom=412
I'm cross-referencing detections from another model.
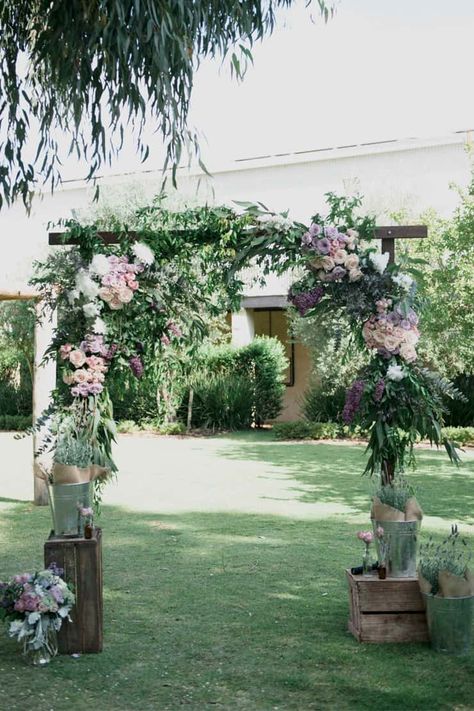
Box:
left=52, top=463, right=110, bottom=485
left=417, top=572, right=433, bottom=595
left=371, top=496, right=423, bottom=522
left=438, top=569, right=474, bottom=598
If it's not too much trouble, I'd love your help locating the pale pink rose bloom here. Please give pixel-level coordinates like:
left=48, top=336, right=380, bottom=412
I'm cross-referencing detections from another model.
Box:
left=392, top=327, right=406, bottom=341
left=62, top=372, right=74, bottom=386
left=317, top=270, right=330, bottom=282
left=348, top=268, right=363, bottom=282
left=109, top=298, right=124, bottom=310
left=346, top=228, right=359, bottom=239
left=333, top=249, right=348, bottom=265
left=399, top=342, right=417, bottom=362
left=363, top=532, right=374, bottom=544
left=98, top=286, right=115, bottom=303
left=69, top=349, right=86, bottom=368
left=372, top=330, right=387, bottom=347
left=73, top=368, right=89, bottom=384
left=384, top=334, right=400, bottom=352
left=404, top=329, right=419, bottom=345
left=321, top=256, right=335, bottom=272
left=127, top=279, right=139, bottom=291
left=86, top=355, right=106, bottom=370
left=311, top=258, right=323, bottom=269
left=117, top=286, right=133, bottom=303
left=345, top=254, right=359, bottom=271
left=385, top=323, right=394, bottom=333
left=376, top=526, right=384, bottom=538
left=59, top=344, right=73, bottom=360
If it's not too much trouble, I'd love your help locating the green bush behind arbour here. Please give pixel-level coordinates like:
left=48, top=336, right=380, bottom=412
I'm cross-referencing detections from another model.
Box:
left=182, top=336, right=288, bottom=430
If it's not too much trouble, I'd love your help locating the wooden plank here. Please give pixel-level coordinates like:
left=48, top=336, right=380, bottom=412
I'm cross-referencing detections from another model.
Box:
left=375, top=225, right=427, bottom=240
left=356, top=579, right=425, bottom=613
left=359, top=613, right=429, bottom=643
left=44, top=528, right=103, bottom=653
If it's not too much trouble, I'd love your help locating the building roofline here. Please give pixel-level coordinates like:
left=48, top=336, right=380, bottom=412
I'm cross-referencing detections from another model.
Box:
left=51, top=129, right=473, bottom=193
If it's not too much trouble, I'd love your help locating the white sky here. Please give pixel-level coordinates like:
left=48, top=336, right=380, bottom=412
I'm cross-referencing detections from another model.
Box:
left=57, top=0, right=474, bottom=180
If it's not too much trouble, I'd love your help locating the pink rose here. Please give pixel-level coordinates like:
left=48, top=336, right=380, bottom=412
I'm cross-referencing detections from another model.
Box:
left=69, top=349, right=86, bottom=368
left=127, top=279, right=139, bottom=291
left=59, top=344, right=73, bottom=360
left=321, top=256, right=335, bottom=272
left=73, top=368, right=89, bottom=384
left=383, top=335, right=400, bottom=352
left=117, top=286, right=133, bottom=304
left=376, top=526, right=384, bottom=538
left=109, top=298, right=124, bottom=310
left=399, top=342, right=417, bottom=363
left=98, top=286, right=115, bottom=303
left=333, top=249, right=348, bottom=265
left=161, top=334, right=171, bottom=347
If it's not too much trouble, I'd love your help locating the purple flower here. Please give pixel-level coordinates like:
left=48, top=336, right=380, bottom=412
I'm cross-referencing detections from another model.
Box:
left=87, top=382, right=104, bottom=395
left=407, top=308, right=419, bottom=325
left=330, top=266, right=347, bottom=281
left=288, top=286, right=324, bottom=316
left=50, top=585, right=64, bottom=603
left=129, top=355, right=144, bottom=378
left=342, top=380, right=365, bottom=424
left=71, top=383, right=91, bottom=398
left=315, top=237, right=331, bottom=255
left=387, top=311, right=401, bottom=325
left=377, top=347, right=396, bottom=359
left=337, top=232, right=349, bottom=244
left=105, top=343, right=119, bottom=360
left=308, top=223, right=322, bottom=237
left=373, top=378, right=385, bottom=402
left=400, top=319, right=412, bottom=330
left=324, top=226, right=338, bottom=239
left=301, top=232, right=313, bottom=246
left=48, top=563, right=64, bottom=577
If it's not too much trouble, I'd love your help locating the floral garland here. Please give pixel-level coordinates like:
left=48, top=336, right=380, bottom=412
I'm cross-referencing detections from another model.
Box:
left=283, top=195, right=460, bottom=482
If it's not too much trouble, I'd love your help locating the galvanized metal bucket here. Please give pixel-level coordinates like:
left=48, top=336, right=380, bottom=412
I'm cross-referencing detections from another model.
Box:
left=373, top=519, right=419, bottom=578
left=423, top=593, right=474, bottom=655
left=48, top=482, right=91, bottom=537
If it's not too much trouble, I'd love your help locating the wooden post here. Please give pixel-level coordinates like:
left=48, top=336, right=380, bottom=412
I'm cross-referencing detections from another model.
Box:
left=33, top=302, right=57, bottom=505
left=44, top=528, right=103, bottom=654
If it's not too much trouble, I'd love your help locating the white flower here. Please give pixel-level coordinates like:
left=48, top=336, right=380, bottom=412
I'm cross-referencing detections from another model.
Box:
left=83, top=302, right=101, bottom=318
left=75, top=269, right=100, bottom=299
left=92, top=317, right=107, bottom=335
left=9, top=620, right=24, bottom=636
left=28, top=612, right=40, bottom=625
left=369, top=252, right=390, bottom=274
left=387, top=364, right=406, bottom=382
left=392, top=273, right=414, bottom=291
left=67, top=289, right=80, bottom=305
left=132, top=242, right=155, bottom=266
left=89, top=254, right=110, bottom=277
left=257, top=214, right=293, bottom=231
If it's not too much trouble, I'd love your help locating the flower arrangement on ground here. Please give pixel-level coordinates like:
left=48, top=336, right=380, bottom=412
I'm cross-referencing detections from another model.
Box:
left=0, top=565, right=75, bottom=665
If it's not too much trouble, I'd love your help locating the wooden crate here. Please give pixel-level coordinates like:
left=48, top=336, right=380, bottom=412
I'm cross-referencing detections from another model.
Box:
left=346, top=569, right=428, bottom=643
left=44, top=528, right=103, bottom=654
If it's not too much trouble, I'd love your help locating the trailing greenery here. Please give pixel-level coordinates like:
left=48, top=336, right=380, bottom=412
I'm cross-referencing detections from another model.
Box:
left=0, top=1, right=331, bottom=209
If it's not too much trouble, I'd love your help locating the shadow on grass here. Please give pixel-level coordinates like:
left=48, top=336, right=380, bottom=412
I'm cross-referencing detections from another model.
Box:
left=0, top=500, right=472, bottom=711
left=217, top=437, right=474, bottom=524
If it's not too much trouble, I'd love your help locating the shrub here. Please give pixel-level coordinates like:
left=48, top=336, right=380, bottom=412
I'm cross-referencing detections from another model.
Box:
left=0, top=380, right=32, bottom=417
left=273, top=421, right=313, bottom=440
left=441, top=426, right=474, bottom=446
left=301, top=379, right=346, bottom=423
left=184, top=336, right=288, bottom=429
left=0, top=414, right=32, bottom=431
left=444, top=374, right=474, bottom=426
left=188, top=373, right=254, bottom=431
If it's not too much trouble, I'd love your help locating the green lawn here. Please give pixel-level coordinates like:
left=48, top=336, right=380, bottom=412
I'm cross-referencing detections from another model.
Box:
left=1, top=433, right=473, bottom=710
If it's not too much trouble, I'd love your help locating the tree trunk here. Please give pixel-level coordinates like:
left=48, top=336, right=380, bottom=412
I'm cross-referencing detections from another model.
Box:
left=381, top=459, right=395, bottom=487
left=186, top=388, right=194, bottom=432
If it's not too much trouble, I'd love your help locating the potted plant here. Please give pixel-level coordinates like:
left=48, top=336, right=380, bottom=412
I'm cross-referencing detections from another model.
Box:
left=419, top=525, right=474, bottom=655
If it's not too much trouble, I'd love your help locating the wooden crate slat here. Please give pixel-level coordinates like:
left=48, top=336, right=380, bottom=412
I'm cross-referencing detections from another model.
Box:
left=44, top=528, right=103, bottom=654
left=345, top=569, right=428, bottom=644
left=359, top=613, right=429, bottom=643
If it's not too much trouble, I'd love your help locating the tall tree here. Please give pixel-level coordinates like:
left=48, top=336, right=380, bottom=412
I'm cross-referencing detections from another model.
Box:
left=0, top=1, right=331, bottom=210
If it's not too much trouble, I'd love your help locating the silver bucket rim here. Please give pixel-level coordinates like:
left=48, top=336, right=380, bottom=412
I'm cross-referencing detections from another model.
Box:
left=422, top=592, right=474, bottom=602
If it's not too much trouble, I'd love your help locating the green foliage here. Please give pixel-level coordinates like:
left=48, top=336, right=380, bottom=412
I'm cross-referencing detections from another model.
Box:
left=0, top=1, right=331, bottom=208
left=116, top=419, right=185, bottom=435
left=54, top=433, right=94, bottom=468
left=187, top=373, right=254, bottom=431
left=444, top=374, right=474, bottom=426
left=374, top=476, right=415, bottom=513
left=441, top=427, right=474, bottom=446
left=273, top=421, right=313, bottom=440
left=189, top=336, right=288, bottom=427
left=419, top=524, right=472, bottom=595
left=0, top=414, right=32, bottom=431
left=272, top=420, right=362, bottom=440
left=0, top=301, right=34, bottom=417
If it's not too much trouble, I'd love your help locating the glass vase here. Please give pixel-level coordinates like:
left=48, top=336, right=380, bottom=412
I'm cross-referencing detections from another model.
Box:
left=362, top=545, right=372, bottom=577
left=24, top=629, right=58, bottom=666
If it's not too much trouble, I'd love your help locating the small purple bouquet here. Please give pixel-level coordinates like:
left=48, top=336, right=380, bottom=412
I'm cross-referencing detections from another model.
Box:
left=0, top=565, right=75, bottom=665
